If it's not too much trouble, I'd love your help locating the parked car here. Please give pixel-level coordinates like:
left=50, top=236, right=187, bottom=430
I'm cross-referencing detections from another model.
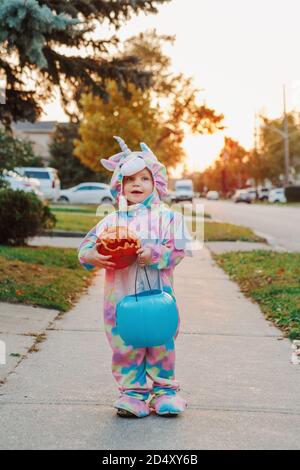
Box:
left=268, top=187, right=287, bottom=203
left=232, top=189, right=252, bottom=203
left=206, top=190, right=219, bottom=200
left=15, top=167, right=61, bottom=201
left=257, top=187, right=270, bottom=201
left=58, top=182, right=115, bottom=204
left=161, top=191, right=176, bottom=204
left=174, top=179, right=194, bottom=202
left=245, top=187, right=258, bottom=201
left=2, top=169, right=44, bottom=199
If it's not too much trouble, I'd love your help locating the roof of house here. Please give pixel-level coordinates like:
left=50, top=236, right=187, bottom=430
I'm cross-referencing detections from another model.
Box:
left=11, top=121, right=61, bottom=133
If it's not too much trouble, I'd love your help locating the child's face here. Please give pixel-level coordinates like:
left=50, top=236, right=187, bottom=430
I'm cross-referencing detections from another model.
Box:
left=123, top=168, right=154, bottom=205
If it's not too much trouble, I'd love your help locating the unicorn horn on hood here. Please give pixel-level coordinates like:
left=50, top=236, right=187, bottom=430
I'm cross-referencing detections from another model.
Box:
left=140, top=142, right=158, bottom=161
left=114, top=136, right=131, bottom=155
left=140, top=142, right=151, bottom=152
left=100, top=136, right=131, bottom=171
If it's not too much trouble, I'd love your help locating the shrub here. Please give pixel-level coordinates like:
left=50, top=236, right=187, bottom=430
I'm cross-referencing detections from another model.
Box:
left=0, top=189, right=56, bottom=245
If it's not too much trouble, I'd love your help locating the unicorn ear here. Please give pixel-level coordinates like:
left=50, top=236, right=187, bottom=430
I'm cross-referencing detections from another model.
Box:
left=100, top=159, right=116, bottom=171
left=140, top=142, right=152, bottom=152
left=100, top=151, right=125, bottom=171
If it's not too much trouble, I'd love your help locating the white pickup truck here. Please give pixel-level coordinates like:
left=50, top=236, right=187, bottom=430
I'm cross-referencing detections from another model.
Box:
left=174, top=179, right=194, bottom=202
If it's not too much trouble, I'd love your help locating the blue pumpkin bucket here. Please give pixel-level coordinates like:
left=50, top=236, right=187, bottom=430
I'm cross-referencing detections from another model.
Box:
left=116, top=265, right=179, bottom=348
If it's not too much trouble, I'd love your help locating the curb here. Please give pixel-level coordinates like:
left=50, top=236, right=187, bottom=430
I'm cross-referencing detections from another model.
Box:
left=253, top=230, right=288, bottom=251
left=41, top=230, right=85, bottom=238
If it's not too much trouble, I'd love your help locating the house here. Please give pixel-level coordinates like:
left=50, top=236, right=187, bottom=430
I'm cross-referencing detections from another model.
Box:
left=11, top=121, right=60, bottom=164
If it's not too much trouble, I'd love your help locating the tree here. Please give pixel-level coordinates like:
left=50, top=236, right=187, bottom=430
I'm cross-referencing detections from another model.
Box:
left=201, top=137, right=249, bottom=194
left=219, top=137, right=249, bottom=193
left=0, top=129, right=43, bottom=187
left=0, top=0, right=170, bottom=130
left=49, top=123, right=100, bottom=188
left=122, top=29, right=180, bottom=99
left=74, top=29, right=225, bottom=175
left=122, top=30, right=225, bottom=162
left=246, top=148, right=271, bottom=186
left=73, top=80, right=165, bottom=175
left=255, top=112, right=300, bottom=185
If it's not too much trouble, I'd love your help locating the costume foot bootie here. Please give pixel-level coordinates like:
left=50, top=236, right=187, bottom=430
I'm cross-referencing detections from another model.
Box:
left=114, top=394, right=151, bottom=418
left=149, top=394, right=187, bottom=417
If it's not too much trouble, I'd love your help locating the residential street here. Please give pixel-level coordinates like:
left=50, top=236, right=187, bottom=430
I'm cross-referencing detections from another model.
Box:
left=202, top=199, right=300, bottom=251
left=1, top=246, right=299, bottom=450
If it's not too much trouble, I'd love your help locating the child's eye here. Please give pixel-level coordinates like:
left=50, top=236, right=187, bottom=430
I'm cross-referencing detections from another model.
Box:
left=142, top=176, right=149, bottom=180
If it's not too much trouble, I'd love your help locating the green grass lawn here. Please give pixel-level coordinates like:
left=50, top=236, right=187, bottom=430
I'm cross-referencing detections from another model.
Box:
left=51, top=206, right=263, bottom=241
left=0, top=245, right=94, bottom=311
left=186, top=220, right=266, bottom=242
left=213, top=250, right=300, bottom=339
left=49, top=204, right=111, bottom=232
left=50, top=203, right=101, bottom=214
left=49, top=204, right=264, bottom=243
left=204, top=221, right=265, bottom=242
left=50, top=211, right=103, bottom=232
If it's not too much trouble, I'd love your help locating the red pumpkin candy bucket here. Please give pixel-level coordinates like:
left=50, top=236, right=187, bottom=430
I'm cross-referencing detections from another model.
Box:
left=96, top=226, right=141, bottom=270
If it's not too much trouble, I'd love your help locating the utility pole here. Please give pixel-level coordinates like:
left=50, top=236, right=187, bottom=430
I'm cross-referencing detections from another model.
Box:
left=253, top=112, right=258, bottom=188
left=260, top=86, right=291, bottom=187
left=283, top=84, right=290, bottom=186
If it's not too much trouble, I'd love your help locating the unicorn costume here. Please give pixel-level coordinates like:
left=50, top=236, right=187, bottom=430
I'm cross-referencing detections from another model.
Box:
left=78, top=137, right=192, bottom=417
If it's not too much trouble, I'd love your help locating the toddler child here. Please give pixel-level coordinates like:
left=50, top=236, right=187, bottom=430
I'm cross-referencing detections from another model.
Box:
left=78, top=136, right=192, bottom=418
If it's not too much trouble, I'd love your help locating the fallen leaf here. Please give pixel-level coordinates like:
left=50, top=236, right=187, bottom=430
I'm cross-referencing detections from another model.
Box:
left=16, top=290, right=24, bottom=296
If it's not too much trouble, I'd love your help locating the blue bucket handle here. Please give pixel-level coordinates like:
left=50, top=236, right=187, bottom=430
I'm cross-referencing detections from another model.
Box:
left=134, top=265, right=153, bottom=302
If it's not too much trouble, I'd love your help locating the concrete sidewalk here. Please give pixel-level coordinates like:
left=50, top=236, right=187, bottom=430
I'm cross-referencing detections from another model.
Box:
left=0, top=303, right=59, bottom=382
left=0, top=247, right=299, bottom=450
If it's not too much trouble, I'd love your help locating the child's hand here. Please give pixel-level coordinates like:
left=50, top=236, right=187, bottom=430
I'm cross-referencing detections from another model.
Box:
left=84, top=245, right=116, bottom=270
left=136, top=246, right=152, bottom=267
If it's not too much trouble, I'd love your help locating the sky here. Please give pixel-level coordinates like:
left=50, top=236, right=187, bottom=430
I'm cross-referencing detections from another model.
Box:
left=43, top=0, right=300, bottom=176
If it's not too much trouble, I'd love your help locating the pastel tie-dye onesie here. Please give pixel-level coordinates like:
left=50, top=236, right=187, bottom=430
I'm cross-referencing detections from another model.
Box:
left=77, top=138, right=192, bottom=417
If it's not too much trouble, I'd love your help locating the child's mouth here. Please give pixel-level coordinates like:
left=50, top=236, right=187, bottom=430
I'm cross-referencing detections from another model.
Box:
left=131, top=190, right=143, bottom=194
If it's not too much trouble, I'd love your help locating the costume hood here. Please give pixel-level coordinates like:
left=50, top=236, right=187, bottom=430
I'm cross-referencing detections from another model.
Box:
left=100, top=136, right=168, bottom=210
